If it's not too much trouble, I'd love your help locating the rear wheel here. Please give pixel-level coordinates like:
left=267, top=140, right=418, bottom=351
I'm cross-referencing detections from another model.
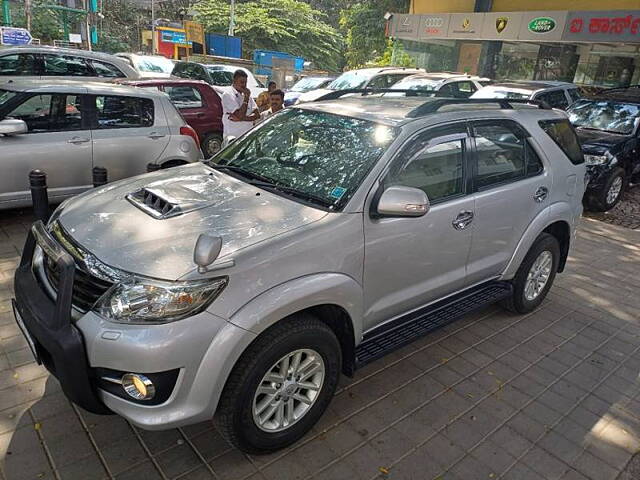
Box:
left=501, top=233, right=560, bottom=314
left=202, top=133, right=223, bottom=159
left=215, top=314, right=341, bottom=454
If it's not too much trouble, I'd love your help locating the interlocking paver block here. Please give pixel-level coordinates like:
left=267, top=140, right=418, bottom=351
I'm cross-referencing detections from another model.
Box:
left=571, top=451, right=619, bottom=480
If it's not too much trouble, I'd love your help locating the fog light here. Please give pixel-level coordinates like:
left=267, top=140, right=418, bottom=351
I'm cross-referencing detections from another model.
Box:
left=121, top=373, right=155, bottom=400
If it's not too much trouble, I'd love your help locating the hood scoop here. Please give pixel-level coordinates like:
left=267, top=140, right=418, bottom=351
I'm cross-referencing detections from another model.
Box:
left=127, top=187, right=182, bottom=219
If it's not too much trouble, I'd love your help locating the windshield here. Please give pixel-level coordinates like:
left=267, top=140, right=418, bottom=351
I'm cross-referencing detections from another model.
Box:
left=471, top=87, right=532, bottom=100
left=212, top=109, right=397, bottom=209
left=328, top=71, right=373, bottom=90
left=391, top=77, right=440, bottom=91
left=134, top=56, right=174, bottom=74
left=290, top=77, right=330, bottom=92
left=0, top=89, right=18, bottom=110
left=205, top=67, right=234, bottom=86
left=567, top=100, right=640, bottom=135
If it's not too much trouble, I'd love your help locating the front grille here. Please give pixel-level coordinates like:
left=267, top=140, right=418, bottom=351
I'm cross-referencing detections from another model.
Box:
left=42, top=252, right=114, bottom=313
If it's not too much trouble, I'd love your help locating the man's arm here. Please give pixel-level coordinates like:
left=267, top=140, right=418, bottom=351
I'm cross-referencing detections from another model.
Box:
left=227, top=89, right=253, bottom=121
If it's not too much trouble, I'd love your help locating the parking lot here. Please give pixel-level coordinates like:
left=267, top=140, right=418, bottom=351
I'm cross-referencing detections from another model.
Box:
left=0, top=200, right=639, bottom=480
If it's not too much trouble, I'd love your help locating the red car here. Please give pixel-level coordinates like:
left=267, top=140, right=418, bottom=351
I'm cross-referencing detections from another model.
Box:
left=121, top=79, right=224, bottom=158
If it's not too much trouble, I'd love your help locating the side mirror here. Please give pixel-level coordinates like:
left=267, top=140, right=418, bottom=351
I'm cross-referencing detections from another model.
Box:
left=194, top=234, right=222, bottom=274
left=376, top=186, right=430, bottom=217
left=0, top=118, right=27, bottom=136
left=224, top=135, right=237, bottom=148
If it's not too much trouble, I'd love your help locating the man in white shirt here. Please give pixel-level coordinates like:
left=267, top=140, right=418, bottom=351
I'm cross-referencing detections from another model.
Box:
left=221, top=70, right=260, bottom=146
left=260, top=89, right=285, bottom=121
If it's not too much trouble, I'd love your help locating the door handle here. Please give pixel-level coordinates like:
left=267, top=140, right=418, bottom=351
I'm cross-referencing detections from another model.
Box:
left=196, top=113, right=205, bottom=118
left=67, top=136, right=90, bottom=144
left=452, top=210, right=474, bottom=230
left=534, top=186, right=549, bottom=203
left=148, top=132, right=166, bottom=139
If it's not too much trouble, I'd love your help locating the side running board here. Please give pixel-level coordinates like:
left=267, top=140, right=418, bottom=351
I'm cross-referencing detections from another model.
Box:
left=354, top=281, right=513, bottom=368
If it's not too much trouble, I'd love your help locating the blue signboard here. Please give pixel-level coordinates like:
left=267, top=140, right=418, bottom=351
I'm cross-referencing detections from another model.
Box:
left=160, top=30, right=190, bottom=45
left=1, top=27, right=33, bottom=46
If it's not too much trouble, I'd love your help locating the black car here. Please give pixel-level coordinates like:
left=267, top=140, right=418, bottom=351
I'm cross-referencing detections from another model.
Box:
left=567, top=87, right=640, bottom=211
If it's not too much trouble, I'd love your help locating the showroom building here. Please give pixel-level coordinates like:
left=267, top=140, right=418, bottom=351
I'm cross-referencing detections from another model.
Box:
left=388, top=1, right=640, bottom=87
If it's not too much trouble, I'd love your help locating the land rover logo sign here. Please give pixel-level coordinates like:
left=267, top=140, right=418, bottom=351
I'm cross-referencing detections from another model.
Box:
left=496, top=17, right=508, bottom=33
left=528, top=17, right=556, bottom=34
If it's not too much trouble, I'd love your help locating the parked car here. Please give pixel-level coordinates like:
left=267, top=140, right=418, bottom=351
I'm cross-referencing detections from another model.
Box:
left=471, top=81, right=582, bottom=110
left=115, top=53, right=175, bottom=78
left=284, top=76, right=335, bottom=106
left=566, top=87, right=640, bottom=211
left=0, top=46, right=138, bottom=83
left=0, top=80, right=201, bottom=209
left=12, top=95, right=584, bottom=455
left=295, top=67, right=424, bottom=104
left=172, top=61, right=266, bottom=99
left=388, top=72, right=491, bottom=98
left=121, top=79, right=224, bottom=158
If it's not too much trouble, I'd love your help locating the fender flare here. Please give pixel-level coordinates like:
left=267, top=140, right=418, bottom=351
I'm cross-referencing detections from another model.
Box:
left=228, top=273, right=364, bottom=342
left=502, top=202, right=575, bottom=279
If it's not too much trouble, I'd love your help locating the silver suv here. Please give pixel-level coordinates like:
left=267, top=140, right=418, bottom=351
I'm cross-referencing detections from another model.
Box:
left=13, top=96, right=586, bottom=454
left=0, top=80, right=202, bottom=209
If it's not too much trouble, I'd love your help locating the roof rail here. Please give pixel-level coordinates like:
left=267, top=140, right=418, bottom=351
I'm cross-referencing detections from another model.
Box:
left=314, top=88, right=437, bottom=101
left=406, top=98, right=552, bottom=118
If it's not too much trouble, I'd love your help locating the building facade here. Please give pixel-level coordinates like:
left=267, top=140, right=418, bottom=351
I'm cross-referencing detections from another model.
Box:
left=389, top=0, right=640, bottom=87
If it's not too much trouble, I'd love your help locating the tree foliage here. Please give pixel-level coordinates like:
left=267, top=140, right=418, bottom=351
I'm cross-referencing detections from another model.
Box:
left=373, top=39, right=415, bottom=68
left=194, top=0, right=344, bottom=72
left=340, top=0, right=410, bottom=69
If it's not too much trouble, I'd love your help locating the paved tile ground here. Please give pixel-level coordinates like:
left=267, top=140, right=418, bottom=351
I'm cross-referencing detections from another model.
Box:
left=1, top=207, right=640, bottom=480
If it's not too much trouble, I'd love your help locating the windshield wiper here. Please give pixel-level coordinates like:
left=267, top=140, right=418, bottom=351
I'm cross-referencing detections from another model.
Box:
left=578, top=126, right=626, bottom=135
left=208, top=163, right=275, bottom=184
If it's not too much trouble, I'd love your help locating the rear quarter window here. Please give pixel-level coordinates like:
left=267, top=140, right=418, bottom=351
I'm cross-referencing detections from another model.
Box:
left=539, top=119, right=584, bottom=165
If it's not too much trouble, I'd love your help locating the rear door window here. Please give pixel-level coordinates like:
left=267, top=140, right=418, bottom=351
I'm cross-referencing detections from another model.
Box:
left=89, top=60, right=125, bottom=78
left=43, top=54, right=92, bottom=76
left=539, top=119, right=585, bottom=165
left=567, top=88, right=581, bottom=103
left=94, top=95, right=154, bottom=129
left=536, top=90, right=569, bottom=109
left=0, top=53, right=39, bottom=76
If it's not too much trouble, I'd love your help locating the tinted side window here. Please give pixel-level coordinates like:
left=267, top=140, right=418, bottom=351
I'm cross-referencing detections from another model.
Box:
left=95, top=96, right=154, bottom=129
left=567, top=88, right=581, bottom=103
left=90, top=60, right=125, bottom=78
left=165, top=86, right=203, bottom=109
left=456, top=81, right=477, bottom=94
left=43, top=54, right=92, bottom=76
left=388, top=125, right=467, bottom=203
left=536, top=90, right=569, bottom=109
left=0, top=54, right=38, bottom=76
left=473, top=122, right=527, bottom=189
left=7, top=94, right=84, bottom=132
left=539, top=119, right=585, bottom=165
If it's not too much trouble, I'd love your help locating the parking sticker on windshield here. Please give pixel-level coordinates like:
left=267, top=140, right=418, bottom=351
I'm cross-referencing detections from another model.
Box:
left=330, top=187, right=347, bottom=199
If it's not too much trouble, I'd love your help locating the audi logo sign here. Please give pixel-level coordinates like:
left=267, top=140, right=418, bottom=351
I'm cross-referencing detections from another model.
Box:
left=424, top=17, right=445, bottom=28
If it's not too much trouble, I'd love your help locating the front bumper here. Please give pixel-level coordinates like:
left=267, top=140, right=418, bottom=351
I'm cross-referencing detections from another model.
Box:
left=13, top=223, right=110, bottom=414
left=585, top=164, right=611, bottom=193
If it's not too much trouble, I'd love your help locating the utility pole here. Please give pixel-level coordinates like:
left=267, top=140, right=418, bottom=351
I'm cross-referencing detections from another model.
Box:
left=84, top=0, right=91, bottom=50
left=25, top=0, right=32, bottom=31
left=151, top=0, right=156, bottom=54
left=228, top=0, right=235, bottom=36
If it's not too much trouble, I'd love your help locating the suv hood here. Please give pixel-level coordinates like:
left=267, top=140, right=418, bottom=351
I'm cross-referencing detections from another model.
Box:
left=576, top=128, right=628, bottom=152
left=56, top=163, right=328, bottom=280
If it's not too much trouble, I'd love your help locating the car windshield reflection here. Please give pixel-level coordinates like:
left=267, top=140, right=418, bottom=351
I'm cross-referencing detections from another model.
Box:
left=568, top=100, right=640, bottom=135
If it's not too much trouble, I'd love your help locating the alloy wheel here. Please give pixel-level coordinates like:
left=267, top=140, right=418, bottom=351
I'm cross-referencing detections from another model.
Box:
left=524, top=250, right=553, bottom=301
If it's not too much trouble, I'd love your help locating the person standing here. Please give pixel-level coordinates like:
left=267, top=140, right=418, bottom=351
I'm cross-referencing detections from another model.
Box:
left=260, top=89, right=285, bottom=120
left=257, top=81, right=277, bottom=112
left=221, top=70, right=260, bottom=146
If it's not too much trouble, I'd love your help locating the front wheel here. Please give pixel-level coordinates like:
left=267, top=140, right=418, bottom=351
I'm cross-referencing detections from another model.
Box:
left=586, top=167, right=625, bottom=212
left=215, top=314, right=341, bottom=454
left=501, top=233, right=560, bottom=314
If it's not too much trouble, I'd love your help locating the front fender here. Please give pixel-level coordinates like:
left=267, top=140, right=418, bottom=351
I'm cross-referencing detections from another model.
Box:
left=501, top=202, right=576, bottom=280
left=229, top=273, right=364, bottom=343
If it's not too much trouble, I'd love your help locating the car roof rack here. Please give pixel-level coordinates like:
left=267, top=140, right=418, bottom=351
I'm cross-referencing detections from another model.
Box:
left=315, top=88, right=438, bottom=101
left=406, top=98, right=552, bottom=117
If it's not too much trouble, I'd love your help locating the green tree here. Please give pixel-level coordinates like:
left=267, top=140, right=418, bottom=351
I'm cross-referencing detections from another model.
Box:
left=340, top=0, right=409, bottom=69
left=373, top=38, right=415, bottom=68
left=194, top=0, right=344, bottom=72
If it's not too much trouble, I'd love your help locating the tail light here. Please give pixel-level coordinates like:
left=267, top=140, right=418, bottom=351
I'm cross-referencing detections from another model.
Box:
left=180, top=125, right=200, bottom=149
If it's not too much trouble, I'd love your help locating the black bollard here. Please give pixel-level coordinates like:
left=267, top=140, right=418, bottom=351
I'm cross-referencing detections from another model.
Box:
left=92, top=166, right=108, bottom=187
left=147, top=163, right=161, bottom=172
left=29, top=170, right=50, bottom=223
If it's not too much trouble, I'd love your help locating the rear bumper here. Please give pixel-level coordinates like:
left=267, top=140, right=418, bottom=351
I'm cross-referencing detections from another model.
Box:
left=13, top=224, right=111, bottom=414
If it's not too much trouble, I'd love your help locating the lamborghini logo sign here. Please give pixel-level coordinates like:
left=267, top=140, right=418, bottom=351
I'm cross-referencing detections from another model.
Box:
left=461, top=18, right=471, bottom=30
left=496, top=17, right=508, bottom=33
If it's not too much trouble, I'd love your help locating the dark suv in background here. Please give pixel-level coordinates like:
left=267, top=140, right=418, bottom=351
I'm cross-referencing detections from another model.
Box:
left=567, top=86, right=640, bottom=211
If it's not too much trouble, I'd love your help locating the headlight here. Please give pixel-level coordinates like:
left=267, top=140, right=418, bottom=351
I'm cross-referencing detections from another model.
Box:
left=96, top=276, right=227, bottom=324
left=584, top=154, right=608, bottom=165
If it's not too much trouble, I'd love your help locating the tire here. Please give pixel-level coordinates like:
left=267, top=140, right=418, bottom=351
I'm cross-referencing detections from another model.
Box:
left=215, top=314, right=341, bottom=454
left=201, top=133, right=223, bottom=159
left=501, top=233, right=560, bottom=314
left=586, top=167, right=625, bottom=212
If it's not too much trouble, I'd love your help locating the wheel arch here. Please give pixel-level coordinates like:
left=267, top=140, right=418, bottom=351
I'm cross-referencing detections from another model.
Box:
left=542, top=220, right=571, bottom=272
